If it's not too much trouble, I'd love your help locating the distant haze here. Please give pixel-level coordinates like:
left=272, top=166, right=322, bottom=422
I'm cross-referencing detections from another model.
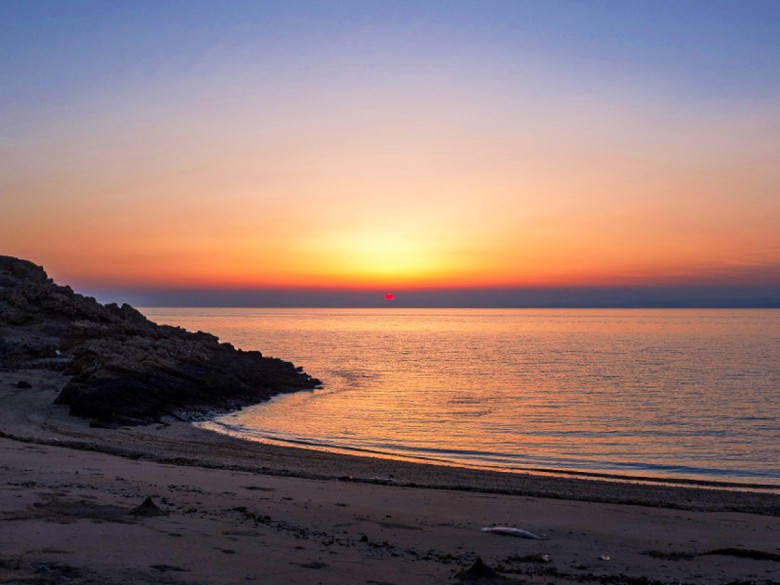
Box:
left=88, top=286, right=780, bottom=309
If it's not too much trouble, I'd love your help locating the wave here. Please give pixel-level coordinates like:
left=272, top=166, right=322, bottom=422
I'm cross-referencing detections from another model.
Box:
left=202, top=418, right=780, bottom=490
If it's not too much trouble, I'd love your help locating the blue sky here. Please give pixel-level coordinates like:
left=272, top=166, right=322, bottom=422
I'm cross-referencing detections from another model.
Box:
left=4, top=1, right=779, bottom=104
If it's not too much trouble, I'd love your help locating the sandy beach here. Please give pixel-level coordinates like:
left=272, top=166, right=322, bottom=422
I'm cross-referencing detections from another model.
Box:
left=1, top=369, right=779, bottom=585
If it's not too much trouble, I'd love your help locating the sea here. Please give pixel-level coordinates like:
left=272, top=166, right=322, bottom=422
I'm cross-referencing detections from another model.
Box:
left=141, top=308, right=780, bottom=489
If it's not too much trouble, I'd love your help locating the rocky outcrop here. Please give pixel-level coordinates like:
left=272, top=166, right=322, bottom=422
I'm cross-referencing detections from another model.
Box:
left=0, top=256, right=321, bottom=425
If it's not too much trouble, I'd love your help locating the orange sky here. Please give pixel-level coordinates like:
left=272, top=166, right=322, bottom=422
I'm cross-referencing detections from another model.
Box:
left=2, top=3, right=780, bottom=297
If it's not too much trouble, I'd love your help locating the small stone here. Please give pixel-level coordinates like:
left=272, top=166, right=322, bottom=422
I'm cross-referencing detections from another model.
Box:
left=130, top=496, right=168, bottom=517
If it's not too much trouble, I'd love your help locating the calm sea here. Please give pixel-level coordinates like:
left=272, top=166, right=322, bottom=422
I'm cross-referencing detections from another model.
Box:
left=141, top=308, right=780, bottom=488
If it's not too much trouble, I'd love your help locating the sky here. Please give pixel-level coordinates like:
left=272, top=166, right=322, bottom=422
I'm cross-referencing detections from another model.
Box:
left=2, top=1, right=779, bottom=307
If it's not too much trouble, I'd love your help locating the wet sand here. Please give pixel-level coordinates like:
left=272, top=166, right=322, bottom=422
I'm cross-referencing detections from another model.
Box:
left=2, top=369, right=779, bottom=584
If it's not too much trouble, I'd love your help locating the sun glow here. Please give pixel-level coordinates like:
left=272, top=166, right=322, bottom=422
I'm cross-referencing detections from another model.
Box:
left=2, top=3, right=780, bottom=300
left=303, top=227, right=467, bottom=286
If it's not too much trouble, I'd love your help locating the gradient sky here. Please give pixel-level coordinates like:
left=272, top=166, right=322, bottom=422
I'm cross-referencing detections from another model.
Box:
left=2, top=1, right=780, bottom=305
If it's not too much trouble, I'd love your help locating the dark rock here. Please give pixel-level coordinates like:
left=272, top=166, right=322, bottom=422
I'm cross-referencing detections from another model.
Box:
left=16, top=380, right=32, bottom=388
left=458, top=558, right=498, bottom=579
left=455, top=557, right=520, bottom=584
left=0, top=257, right=49, bottom=283
left=129, top=496, right=167, bottom=517
left=1, top=255, right=321, bottom=424
left=701, top=548, right=780, bottom=561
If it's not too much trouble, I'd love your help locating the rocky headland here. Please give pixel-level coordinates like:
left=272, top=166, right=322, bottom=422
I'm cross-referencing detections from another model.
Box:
left=0, top=256, right=320, bottom=425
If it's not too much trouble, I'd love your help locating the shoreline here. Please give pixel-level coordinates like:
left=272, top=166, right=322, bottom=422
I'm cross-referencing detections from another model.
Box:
left=2, top=368, right=778, bottom=515
left=199, top=420, right=780, bottom=493
left=2, top=369, right=780, bottom=584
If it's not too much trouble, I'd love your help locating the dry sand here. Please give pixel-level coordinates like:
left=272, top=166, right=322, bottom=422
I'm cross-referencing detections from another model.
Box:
left=1, top=369, right=779, bottom=584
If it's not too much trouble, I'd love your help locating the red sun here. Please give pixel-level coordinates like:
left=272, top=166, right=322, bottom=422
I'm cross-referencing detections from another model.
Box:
left=384, top=292, right=395, bottom=301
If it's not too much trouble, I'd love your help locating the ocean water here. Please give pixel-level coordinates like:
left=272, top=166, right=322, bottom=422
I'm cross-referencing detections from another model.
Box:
left=141, top=308, right=780, bottom=487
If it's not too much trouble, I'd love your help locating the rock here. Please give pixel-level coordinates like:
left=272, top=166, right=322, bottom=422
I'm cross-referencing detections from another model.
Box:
left=455, top=557, right=520, bottom=584
left=1, top=255, right=321, bottom=424
left=16, top=380, right=32, bottom=388
left=457, top=558, right=498, bottom=580
left=701, top=547, right=780, bottom=561
left=129, top=496, right=167, bottom=517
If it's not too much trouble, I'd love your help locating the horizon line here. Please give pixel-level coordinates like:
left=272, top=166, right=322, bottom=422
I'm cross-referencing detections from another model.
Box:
left=83, top=284, right=780, bottom=310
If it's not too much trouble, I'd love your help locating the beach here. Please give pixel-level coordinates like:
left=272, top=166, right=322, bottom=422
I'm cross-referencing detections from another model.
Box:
left=2, top=368, right=779, bottom=585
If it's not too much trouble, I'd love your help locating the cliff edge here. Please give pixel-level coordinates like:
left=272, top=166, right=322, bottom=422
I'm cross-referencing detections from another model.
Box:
left=0, top=256, right=321, bottom=425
